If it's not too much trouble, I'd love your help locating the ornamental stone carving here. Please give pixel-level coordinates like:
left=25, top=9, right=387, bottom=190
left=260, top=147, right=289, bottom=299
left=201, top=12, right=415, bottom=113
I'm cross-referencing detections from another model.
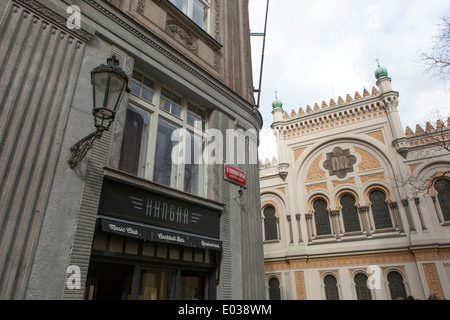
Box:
left=306, top=155, right=326, bottom=181
left=354, top=147, right=381, bottom=171
left=165, top=17, right=198, bottom=52
left=323, top=147, right=357, bottom=179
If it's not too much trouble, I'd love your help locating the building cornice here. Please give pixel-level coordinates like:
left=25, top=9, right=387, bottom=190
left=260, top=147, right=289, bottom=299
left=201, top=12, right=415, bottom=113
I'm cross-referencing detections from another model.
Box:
left=81, top=0, right=262, bottom=128
left=270, top=94, right=388, bottom=139
left=16, top=0, right=94, bottom=42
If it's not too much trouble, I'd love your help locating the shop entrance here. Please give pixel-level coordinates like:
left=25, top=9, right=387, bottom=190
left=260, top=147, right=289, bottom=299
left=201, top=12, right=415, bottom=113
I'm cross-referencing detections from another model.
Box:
left=87, top=222, right=219, bottom=300
left=86, top=260, right=215, bottom=300
left=85, top=262, right=134, bottom=300
left=180, top=271, right=207, bottom=300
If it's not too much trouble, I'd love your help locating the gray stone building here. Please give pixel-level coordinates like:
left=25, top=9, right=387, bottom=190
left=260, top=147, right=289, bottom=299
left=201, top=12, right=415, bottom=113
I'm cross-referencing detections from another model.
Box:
left=0, top=0, right=265, bottom=299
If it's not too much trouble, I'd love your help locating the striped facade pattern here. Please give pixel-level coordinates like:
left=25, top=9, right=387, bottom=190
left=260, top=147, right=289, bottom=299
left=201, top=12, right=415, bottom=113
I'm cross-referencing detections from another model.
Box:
left=0, top=0, right=90, bottom=299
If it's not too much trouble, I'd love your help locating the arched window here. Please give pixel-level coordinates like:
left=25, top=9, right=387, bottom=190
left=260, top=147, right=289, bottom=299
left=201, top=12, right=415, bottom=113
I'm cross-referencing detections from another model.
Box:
left=434, top=179, right=450, bottom=221
left=354, top=273, right=372, bottom=300
left=369, top=190, right=393, bottom=230
left=264, top=206, right=278, bottom=241
left=387, top=271, right=407, bottom=300
left=340, top=194, right=361, bottom=233
left=313, top=199, right=332, bottom=236
left=323, top=274, right=340, bottom=300
left=268, top=277, right=281, bottom=300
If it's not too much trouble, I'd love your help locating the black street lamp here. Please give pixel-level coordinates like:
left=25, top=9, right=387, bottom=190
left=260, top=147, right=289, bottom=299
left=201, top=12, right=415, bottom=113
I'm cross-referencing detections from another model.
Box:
left=68, top=55, right=129, bottom=168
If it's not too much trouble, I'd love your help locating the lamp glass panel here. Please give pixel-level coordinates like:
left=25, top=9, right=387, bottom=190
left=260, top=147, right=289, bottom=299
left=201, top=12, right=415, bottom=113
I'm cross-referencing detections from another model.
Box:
left=93, top=72, right=109, bottom=110
left=106, top=73, right=126, bottom=113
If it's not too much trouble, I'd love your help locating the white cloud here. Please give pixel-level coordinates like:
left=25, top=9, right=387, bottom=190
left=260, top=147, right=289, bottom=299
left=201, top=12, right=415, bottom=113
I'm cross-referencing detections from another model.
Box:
left=250, top=0, right=450, bottom=159
left=258, top=127, right=277, bottom=162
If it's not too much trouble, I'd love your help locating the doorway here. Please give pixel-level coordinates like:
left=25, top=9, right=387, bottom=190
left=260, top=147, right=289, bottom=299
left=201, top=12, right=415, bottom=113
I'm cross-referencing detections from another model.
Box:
left=179, top=271, right=208, bottom=300
left=86, top=261, right=213, bottom=300
left=85, top=262, right=134, bottom=300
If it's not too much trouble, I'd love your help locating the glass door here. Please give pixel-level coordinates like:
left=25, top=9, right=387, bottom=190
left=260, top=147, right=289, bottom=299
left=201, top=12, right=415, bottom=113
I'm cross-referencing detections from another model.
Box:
left=179, top=271, right=208, bottom=300
left=139, top=269, right=175, bottom=300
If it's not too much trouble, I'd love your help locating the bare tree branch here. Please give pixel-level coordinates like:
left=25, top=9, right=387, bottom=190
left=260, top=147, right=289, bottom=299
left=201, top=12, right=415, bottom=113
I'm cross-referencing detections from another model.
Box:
left=396, top=111, right=450, bottom=199
left=419, top=17, right=450, bottom=81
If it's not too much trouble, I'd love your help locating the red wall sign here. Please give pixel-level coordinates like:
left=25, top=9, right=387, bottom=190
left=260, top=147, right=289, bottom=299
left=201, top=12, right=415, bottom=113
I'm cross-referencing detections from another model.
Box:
left=224, top=164, right=247, bottom=188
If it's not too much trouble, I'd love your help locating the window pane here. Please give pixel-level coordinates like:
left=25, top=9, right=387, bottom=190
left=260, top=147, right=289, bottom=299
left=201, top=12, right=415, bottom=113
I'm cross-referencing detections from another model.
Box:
left=141, top=77, right=155, bottom=103
left=187, top=104, right=206, bottom=130
left=139, top=270, right=173, bottom=300
left=268, top=278, right=281, bottom=300
left=435, top=179, right=450, bottom=221
left=142, top=88, right=154, bottom=103
left=180, top=272, right=206, bottom=300
left=341, top=194, right=361, bottom=233
left=154, top=118, right=179, bottom=188
left=192, top=0, right=206, bottom=28
left=119, top=103, right=150, bottom=178
left=170, top=0, right=188, bottom=15
left=355, top=273, right=372, bottom=300
left=197, top=109, right=206, bottom=130
left=197, top=108, right=206, bottom=122
left=160, top=88, right=172, bottom=113
left=370, top=190, right=393, bottom=229
left=130, top=80, right=141, bottom=97
left=171, top=94, right=182, bottom=118
left=387, top=271, right=407, bottom=300
left=184, top=132, right=204, bottom=196
left=132, top=70, right=142, bottom=82
left=314, top=199, right=332, bottom=236
left=171, top=102, right=182, bottom=118
left=324, top=275, right=339, bottom=300
left=264, top=206, right=278, bottom=241
left=187, top=105, right=197, bottom=126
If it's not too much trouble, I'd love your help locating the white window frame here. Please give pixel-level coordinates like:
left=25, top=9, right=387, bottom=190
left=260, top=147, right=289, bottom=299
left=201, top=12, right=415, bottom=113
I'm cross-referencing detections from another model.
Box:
left=123, top=68, right=208, bottom=198
left=169, top=0, right=211, bottom=32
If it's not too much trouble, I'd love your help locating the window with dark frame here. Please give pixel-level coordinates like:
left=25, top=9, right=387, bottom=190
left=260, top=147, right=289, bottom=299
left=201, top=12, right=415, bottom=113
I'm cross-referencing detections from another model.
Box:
left=434, top=179, right=450, bottom=221
left=369, top=189, right=393, bottom=230
left=387, top=271, right=407, bottom=300
left=130, top=70, right=155, bottom=104
left=119, top=68, right=207, bottom=198
left=340, top=194, right=361, bottom=233
left=154, top=118, right=180, bottom=188
left=119, top=103, right=151, bottom=178
left=264, top=206, right=278, bottom=241
left=354, top=273, right=372, bottom=300
left=168, top=0, right=210, bottom=31
left=268, top=277, right=281, bottom=300
left=324, top=274, right=340, bottom=300
left=314, top=199, right=332, bottom=236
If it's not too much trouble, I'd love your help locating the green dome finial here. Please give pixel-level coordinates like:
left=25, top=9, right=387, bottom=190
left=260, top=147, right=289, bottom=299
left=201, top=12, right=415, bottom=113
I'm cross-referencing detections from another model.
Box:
left=272, top=91, right=283, bottom=110
left=375, top=59, right=388, bottom=80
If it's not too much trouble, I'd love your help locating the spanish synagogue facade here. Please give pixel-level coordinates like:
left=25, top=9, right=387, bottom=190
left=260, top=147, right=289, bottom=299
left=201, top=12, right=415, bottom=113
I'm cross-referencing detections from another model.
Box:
left=260, top=66, right=450, bottom=300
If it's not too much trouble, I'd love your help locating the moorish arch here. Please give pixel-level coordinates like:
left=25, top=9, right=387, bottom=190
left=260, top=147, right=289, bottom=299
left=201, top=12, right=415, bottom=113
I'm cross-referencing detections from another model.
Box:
left=294, top=138, right=399, bottom=213
left=413, top=160, right=450, bottom=224
left=261, top=191, right=288, bottom=242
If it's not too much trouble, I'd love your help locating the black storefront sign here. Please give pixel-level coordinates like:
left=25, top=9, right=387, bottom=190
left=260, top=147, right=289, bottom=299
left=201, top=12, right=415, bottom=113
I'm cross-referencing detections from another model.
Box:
left=98, top=178, right=221, bottom=249
left=100, top=217, right=222, bottom=251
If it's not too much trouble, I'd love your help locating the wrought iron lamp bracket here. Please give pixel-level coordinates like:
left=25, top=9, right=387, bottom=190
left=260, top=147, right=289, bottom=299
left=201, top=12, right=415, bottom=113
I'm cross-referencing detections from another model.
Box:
left=68, top=128, right=104, bottom=168
left=67, top=55, right=129, bottom=169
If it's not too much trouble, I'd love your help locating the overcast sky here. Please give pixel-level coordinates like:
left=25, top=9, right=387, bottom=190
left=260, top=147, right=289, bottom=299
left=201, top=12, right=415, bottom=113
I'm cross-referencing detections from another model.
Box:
left=249, top=0, right=450, bottom=162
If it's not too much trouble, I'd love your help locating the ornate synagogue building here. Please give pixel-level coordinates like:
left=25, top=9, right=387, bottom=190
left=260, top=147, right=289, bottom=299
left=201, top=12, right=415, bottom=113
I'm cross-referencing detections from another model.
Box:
left=260, top=65, right=450, bottom=300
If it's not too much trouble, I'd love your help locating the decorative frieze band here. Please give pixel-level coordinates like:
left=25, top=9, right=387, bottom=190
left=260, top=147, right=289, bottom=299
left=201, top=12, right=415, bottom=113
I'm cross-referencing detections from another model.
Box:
left=83, top=0, right=257, bottom=121
left=14, top=0, right=93, bottom=42
left=165, top=17, right=198, bottom=52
